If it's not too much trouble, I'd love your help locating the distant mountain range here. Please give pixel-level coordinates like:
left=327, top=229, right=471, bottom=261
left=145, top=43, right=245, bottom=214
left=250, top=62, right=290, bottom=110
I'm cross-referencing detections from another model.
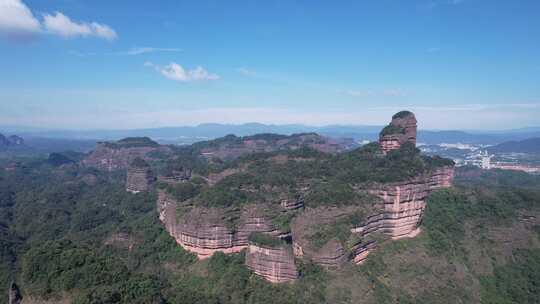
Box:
left=2, top=123, right=540, bottom=146
left=488, top=137, right=540, bottom=154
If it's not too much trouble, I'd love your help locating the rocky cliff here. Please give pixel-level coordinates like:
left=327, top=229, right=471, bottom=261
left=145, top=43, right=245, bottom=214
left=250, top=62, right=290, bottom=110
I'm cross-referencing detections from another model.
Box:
left=82, top=137, right=170, bottom=171
left=157, top=192, right=281, bottom=259
left=155, top=110, right=455, bottom=281
left=126, top=158, right=156, bottom=193
left=379, top=111, right=417, bottom=153
left=8, top=282, right=22, bottom=304
left=245, top=243, right=298, bottom=283
left=196, top=133, right=353, bottom=160
left=354, top=166, right=455, bottom=239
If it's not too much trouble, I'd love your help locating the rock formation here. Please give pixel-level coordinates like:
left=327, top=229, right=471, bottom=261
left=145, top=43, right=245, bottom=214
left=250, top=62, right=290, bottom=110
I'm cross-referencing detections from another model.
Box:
left=8, top=282, right=22, bottom=304
left=354, top=166, right=455, bottom=239
left=245, top=243, right=298, bottom=283
left=82, top=137, right=170, bottom=171
left=126, top=158, right=156, bottom=193
left=379, top=110, right=417, bottom=153
left=280, top=197, right=304, bottom=211
left=198, top=133, right=354, bottom=160
left=0, top=134, right=24, bottom=148
left=291, top=207, right=371, bottom=268
left=155, top=110, right=455, bottom=281
left=158, top=168, right=192, bottom=184
left=157, top=191, right=280, bottom=259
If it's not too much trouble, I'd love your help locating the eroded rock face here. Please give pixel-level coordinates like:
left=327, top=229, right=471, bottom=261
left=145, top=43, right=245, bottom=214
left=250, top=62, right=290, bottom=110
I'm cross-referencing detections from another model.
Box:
left=379, top=111, right=417, bottom=153
left=158, top=168, right=192, bottom=184
left=9, top=282, right=22, bottom=304
left=348, top=166, right=455, bottom=264
left=157, top=191, right=280, bottom=259
left=82, top=138, right=170, bottom=171
left=245, top=244, right=298, bottom=283
left=291, top=207, right=368, bottom=268
left=126, top=160, right=156, bottom=193
left=356, top=166, right=455, bottom=239
left=200, top=133, right=354, bottom=160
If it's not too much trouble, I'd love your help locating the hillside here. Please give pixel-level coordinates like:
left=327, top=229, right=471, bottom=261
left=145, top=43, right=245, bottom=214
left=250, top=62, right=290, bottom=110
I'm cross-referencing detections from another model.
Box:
left=488, top=137, right=540, bottom=154
left=0, top=112, right=539, bottom=304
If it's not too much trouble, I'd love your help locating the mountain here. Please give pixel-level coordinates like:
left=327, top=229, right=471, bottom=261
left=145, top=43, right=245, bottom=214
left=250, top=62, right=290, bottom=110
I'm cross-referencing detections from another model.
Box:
left=0, top=133, right=24, bottom=148
left=488, top=137, right=540, bottom=153
left=5, top=124, right=540, bottom=146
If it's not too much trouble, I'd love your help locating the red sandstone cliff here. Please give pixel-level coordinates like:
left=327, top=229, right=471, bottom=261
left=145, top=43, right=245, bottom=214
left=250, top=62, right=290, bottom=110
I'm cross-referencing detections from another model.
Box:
left=245, top=243, right=298, bottom=283
left=379, top=111, right=417, bottom=153
left=82, top=139, right=171, bottom=171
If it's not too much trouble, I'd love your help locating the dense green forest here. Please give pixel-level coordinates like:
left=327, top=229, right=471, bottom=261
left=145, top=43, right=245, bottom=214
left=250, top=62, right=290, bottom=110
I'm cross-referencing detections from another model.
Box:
left=0, top=154, right=539, bottom=303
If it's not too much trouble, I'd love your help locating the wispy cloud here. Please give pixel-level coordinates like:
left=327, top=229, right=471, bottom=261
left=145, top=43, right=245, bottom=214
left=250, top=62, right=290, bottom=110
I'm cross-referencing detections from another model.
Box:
left=43, top=12, right=117, bottom=40
left=119, top=47, right=182, bottom=56
left=145, top=62, right=219, bottom=82
left=427, top=47, right=441, bottom=53
left=0, top=0, right=117, bottom=41
left=236, top=67, right=257, bottom=77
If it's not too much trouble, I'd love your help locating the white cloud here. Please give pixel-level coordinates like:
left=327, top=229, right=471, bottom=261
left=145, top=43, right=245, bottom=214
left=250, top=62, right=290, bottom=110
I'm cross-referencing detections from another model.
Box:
left=236, top=67, right=257, bottom=77
left=0, top=0, right=41, bottom=35
left=145, top=62, right=219, bottom=82
left=124, top=47, right=182, bottom=55
left=43, top=12, right=117, bottom=40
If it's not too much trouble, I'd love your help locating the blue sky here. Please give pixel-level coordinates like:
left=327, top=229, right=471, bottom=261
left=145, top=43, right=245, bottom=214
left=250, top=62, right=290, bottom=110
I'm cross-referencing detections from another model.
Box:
left=0, top=0, right=539, bottom=130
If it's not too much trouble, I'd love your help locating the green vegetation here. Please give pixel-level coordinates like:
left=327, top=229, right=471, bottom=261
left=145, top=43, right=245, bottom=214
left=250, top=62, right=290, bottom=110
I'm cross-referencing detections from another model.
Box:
left=480, top=249, right=540, bottom=304
left=130, top=157, right=150, bottom=168
left=308, top=211, right=365, bottom=249
left=379, top=124, right=405, bottom=136
left=392, top=110, right=414, bottom=119
left=183, top=141, right=453, bottom=209
left=248, top=232, right=284, bottom=248
left=103, top=137, right=159, bottom=149
left=2, top=138, right=540, bottom=303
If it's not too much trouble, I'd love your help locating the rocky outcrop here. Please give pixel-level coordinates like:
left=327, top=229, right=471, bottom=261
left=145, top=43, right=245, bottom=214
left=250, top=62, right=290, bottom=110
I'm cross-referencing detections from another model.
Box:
left=0, top=134, right=24, bottom=148
left=126, top=158, right=156, bottom=193
left=199, top=133, right=354, bottom=160
left=291, top=207, right=371, bottom=268
left=280, top=197, right=304, bottom=211
left=157, top=193, right=280, bottom=259
left=82, top=137, right=170, bottom=171
left=379, top=111, right=417, bottom=153
left=355, top=166, right=455, bottom=239
left=245, top=244, right=298, bottom=283
left=9, top=282, right=22, bottom=304
left=158, top=168, right=192, bottom=184
left=351, top=240, right=377, bottom=264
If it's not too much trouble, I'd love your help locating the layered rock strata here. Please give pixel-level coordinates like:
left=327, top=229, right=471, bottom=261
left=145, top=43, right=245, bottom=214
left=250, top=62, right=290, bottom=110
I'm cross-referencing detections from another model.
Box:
left=82, top=138, right=170, bottom=171
left=379, top=111, right=417, bottom=153
left=158, top=168, right=192, bottom=184
left=354, top=166, right=455, bottom=239
left=126, top=159, right=156, bottom=193
left=157, top=191, right=280, bottom=259
left=280, top=197, right=304, bottom=210
left=351, top=240, right=377, bottom=264
left=245, top=244, right=298, bottom=283
left=291, top=207, right=370, bottom=268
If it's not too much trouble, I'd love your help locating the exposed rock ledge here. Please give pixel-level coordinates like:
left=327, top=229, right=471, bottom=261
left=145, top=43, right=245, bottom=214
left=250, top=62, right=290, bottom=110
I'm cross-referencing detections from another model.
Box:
left=245, top=244, right=298, bottom=283
left=157, top=191, right=280, bottom=259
